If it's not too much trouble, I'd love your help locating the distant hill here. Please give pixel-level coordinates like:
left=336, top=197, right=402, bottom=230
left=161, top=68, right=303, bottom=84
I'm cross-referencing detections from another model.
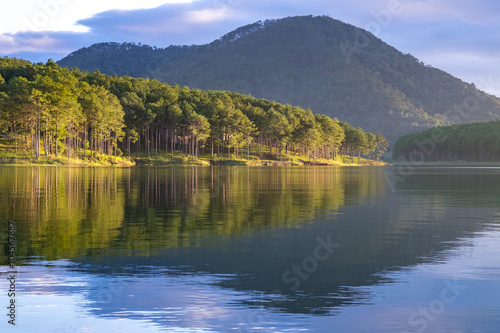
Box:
left=58, top=15, right=500, bottom=142
left=393, top=121, right=500, bottom=162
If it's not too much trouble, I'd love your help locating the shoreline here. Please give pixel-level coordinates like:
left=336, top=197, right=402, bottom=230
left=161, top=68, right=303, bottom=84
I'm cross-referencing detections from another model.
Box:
left=0, top=138, right=387, bottom=167
left=392, top=161, right=500, bottom=167
left=0, top=155, right=388, bottom=167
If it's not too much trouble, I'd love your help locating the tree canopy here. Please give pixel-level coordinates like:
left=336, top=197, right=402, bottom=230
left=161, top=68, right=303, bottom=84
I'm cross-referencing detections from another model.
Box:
left=0, top=57, right=386, bottom=161
left=393, top=121, right=500, bottom=162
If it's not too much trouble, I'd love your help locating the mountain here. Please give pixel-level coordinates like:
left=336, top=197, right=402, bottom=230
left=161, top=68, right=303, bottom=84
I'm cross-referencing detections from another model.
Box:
left=58, top=42, right=196, bottom=79
left=57, top=15, right=500, bottom=142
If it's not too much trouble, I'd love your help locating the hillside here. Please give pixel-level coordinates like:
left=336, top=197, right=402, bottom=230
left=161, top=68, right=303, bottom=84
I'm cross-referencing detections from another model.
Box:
left=59, top=42, right=197, bottom=79
left=393, top=121, right=500, bottom=162
left=57, top=15, right=500, bottom=143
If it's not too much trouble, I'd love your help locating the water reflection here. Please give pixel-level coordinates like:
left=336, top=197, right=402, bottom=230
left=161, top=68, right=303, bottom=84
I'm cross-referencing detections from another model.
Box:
left=0, top=166, right=385, bottom=259
left=1, top=166, right=500, bottom=332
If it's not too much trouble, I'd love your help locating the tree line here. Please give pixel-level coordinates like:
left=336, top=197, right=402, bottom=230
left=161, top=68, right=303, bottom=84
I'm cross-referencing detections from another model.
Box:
left=393, top=121, right=500, bottom=162
left=0, top=58, right=387, bottom=161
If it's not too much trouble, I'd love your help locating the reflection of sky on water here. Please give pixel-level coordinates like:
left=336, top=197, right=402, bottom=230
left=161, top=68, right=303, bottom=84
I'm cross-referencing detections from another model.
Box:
left=324, top=228, right=500, bottom=333
left=1, top=228, right=500, bottom=333
left=0, top=261, right=311, bottom=332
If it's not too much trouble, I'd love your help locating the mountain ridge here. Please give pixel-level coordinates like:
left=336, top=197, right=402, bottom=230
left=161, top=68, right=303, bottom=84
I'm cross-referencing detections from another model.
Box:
left=57, top=15, right=500, bottom=142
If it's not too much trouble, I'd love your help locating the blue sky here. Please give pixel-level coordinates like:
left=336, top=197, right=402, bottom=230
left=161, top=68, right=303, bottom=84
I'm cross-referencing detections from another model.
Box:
left=1, top=0, right=500, bottom=95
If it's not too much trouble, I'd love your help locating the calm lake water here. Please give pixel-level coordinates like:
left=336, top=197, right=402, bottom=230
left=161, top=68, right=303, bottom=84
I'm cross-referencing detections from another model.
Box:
left=1, top=166, right=500, bottom=332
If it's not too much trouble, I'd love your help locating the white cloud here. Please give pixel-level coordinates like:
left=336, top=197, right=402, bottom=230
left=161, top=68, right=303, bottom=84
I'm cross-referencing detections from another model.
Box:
left=184, top=8, right=234, bottom=23
left=0, top=0, right=195, bottom=34
left=0, top=35, right=17, bottom=54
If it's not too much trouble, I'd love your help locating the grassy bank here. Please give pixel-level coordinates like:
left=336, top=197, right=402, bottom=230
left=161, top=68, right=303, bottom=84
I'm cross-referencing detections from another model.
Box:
left=0, top=154, right=135, bottom=167
left=0, top=138, right=386, bottom=167
left=131, top=151, right=387, bottom=166
left=0, top=138, right=135, bottom=166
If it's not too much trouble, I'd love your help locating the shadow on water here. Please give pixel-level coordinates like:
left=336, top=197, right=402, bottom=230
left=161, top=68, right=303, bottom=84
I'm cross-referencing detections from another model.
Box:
left=1, top=166, right=499, bottom=320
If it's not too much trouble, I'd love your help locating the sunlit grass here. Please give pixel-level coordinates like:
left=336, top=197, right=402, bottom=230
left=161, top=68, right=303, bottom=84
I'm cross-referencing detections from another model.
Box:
left=0, top=139, right=135, bottom=166
left=0, top=139, right=386, bottom=166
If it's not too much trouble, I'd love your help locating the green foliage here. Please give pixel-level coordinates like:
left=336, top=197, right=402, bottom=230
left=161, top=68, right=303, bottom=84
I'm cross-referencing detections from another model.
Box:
left=393, top=121, right=500, bottom=162
left=0, top=59, right=125, bottom=160
left=0, top=56, right=385, bottom=162
left=58, top=42, right=194, bottom=79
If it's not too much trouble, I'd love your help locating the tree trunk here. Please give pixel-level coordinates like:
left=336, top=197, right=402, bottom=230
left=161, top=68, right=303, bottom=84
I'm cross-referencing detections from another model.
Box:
left=157, top=126, right=160, bottom=155
left=137, top=136, right=140, bottom=157
left=128, top=136, right=131, bottom=158
left=35, top=120, right=40, bottom=160
left=13, top=123, right=17, bottom=153
left=67, top=124, right=72, bottom=159
left=55, top=123, right=59, bottom=157
left=196, top=139, right=199, bottom=159
left=43, top=128, right=48, bottom=158
left=165, top=127, right=169, bottom=154
left=171, top=129, right=175, bottom=157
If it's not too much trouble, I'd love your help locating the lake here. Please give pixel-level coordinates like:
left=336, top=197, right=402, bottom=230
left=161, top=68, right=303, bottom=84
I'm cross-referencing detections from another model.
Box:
left=1, top=165, right=500, bottom=332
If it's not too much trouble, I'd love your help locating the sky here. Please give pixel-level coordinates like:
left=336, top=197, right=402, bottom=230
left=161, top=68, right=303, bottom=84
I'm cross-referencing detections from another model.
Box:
left=1, top=0, right=500, bottom=95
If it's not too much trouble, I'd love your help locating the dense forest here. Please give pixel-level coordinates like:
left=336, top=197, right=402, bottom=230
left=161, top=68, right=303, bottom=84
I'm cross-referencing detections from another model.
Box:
left=0, top=57, right=387, bottom=162
left=58, top=15, right=500, bottom=143
left=393, top=121, right=500, bottom=162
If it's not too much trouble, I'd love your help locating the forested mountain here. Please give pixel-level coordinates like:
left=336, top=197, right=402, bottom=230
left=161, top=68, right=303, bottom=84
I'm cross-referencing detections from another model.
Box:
left=57, top=15, right=500, bottom=143
left=59, top=42, right=196, bottom=79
